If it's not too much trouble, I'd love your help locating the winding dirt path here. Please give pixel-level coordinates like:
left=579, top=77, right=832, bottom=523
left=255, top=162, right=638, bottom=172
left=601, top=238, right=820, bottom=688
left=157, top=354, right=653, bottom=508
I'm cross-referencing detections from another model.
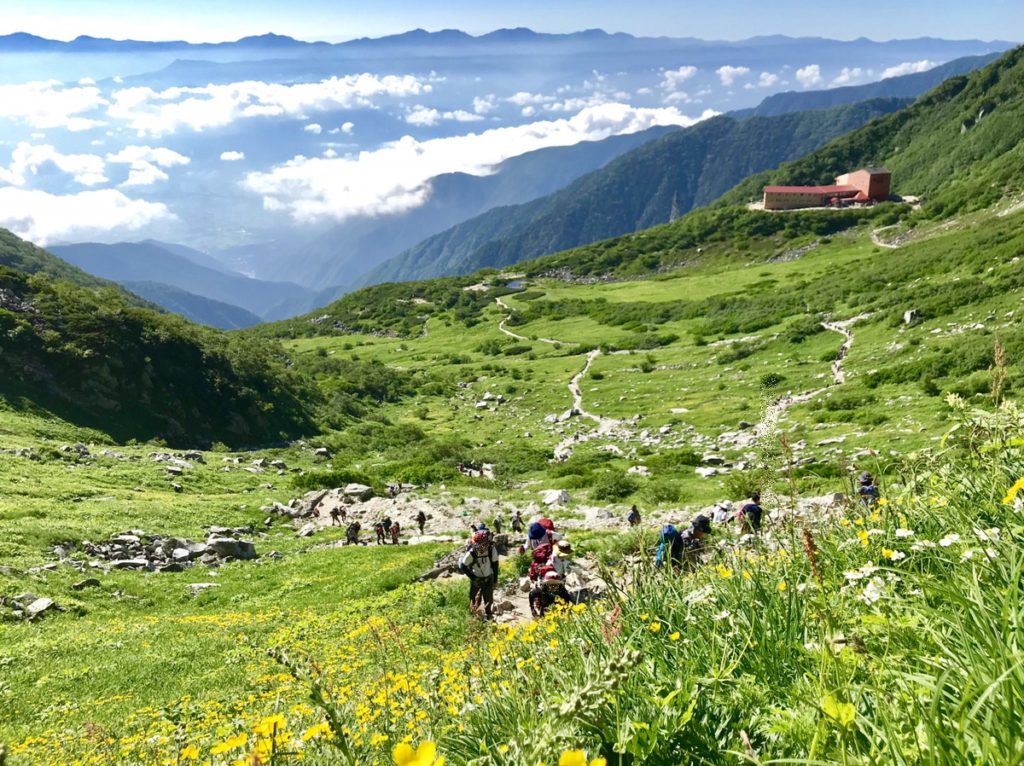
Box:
left=871, top=226, right=901, bottom=249
left=752, top=313, right=871, bottom=441
left=495, top=297, right=568, bottom=346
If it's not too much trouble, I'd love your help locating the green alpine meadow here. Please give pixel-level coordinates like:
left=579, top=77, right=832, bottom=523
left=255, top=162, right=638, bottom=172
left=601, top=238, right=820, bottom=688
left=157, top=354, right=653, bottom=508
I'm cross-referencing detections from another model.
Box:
left=0, top=16, right=1022, bottom=766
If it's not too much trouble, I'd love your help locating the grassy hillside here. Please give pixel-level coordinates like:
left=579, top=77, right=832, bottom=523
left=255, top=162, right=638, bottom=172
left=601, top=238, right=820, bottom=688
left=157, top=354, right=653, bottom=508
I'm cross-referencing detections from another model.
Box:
left=363, top=98, right=910, bottom=285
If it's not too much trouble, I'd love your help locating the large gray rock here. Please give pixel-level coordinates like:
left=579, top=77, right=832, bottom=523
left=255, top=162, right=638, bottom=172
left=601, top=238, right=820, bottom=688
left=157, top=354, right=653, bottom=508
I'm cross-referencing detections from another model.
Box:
left=206, top=537, right=257, bottom=560
left=26, top=597, right=61, bottom=620
left=112, top=558, right=150, bottom=570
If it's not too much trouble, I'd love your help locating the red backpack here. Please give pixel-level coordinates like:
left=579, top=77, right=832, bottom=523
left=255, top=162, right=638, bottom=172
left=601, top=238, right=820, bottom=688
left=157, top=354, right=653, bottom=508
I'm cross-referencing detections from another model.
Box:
left=528, top=543, right=553, bottom=581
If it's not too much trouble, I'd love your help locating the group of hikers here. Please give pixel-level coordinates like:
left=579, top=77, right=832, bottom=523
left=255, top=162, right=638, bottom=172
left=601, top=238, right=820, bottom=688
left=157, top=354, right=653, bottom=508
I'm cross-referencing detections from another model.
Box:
left=456, top=470, right=883, bottom=621
left=458, top=515, right=571, bottom=620
left=336, top=508, right=431, bottom=546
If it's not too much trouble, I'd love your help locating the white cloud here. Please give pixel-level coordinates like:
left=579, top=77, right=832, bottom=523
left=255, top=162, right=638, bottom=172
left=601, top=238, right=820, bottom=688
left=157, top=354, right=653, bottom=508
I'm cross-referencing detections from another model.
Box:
left=405, top=106, right=441, bottom=126
left=107, top=74, right=431, bottom=137
left=757, top=72, right=780, bottom=88
left=323, top=148, right=338, bottom=158
left=244, top=102, right=717, bottom=223
left=506, top=91, right=554, bottom=107
left=661, top=66, right=698, bottom=90
left=304, top=123, right=323, bottom=134
left=0, top=187, right=172, bottom=245
left=636, top=87, right=653, bottom=96
left=521, top=106, right=537, bottom=118
left=716, top=66, right=750, bottom=87
left=220, top=150, right=246, bottom=161
left=796, top=65, right=824, bottom=88
left=105, top=145, right=189, bottom=187
left=405, top=106, right=485, bottom=126
left=341, top=121, right=355, bottom=134
left=0, top=142, right=107, bottom=187
left=106, top=145, right=190, bottom=168
left=472, top=94, right=498, bottom=115
left=832, top=67, right=870, bottom=86
left=882, top=60, right=939, bottom=79
left=121, top=163, right=168, bottom=187
left=0, top=80, right=107, bottom=131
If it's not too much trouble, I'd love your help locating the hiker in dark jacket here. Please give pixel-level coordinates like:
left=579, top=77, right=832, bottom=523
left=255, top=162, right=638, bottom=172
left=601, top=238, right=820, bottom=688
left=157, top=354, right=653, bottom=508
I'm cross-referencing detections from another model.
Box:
left=374, top=522, right=386, bottom=545
left=416, top=510, right=427, bottom=535
left=511, top=512, right=524, bottom=534
left=390, top=520, right=401, bottom=545
left=530, top=570, right=573, bottom=618
left=345, top=521, right=361, bottom=545
left=657, top=516, right=712, bottom=570
left=459, top=530, right=500, bottom=619
left=858, top=472, right=880, bottom=508
left=737, top=493, right=763, bottom=533
left=627, top=505, right=641, bottom=526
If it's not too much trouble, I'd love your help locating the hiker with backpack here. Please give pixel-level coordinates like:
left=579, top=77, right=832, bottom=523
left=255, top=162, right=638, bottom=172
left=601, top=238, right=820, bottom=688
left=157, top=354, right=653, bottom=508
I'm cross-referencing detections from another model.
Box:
left=374, top=522, right=386, bottom=545
left=390, top=520, right=401, bottom=545
left=459, top=530, right=500, bottom=620
left=551, top=540, right=573, bottom=577
left=511, top=512, right=524, bottom=534
left=858, top=472, right=880, bottom=508
left=493, top=515, right=504, bottom=534
left=528, top=542, right=554, bottom=583
left=416, top=510, right=427, bottom=535
left=627, top=505, right=641, bottom=526
left=737, top=493, right=763, bottom=533
left=329, top=503, right=346, bottom=527
left=530, top=570, right=573, bottom=618
left=345, top=521, right=361, bottom=545
left=527, top=521, right=550, bottom=550
left=656, top=515, right=712, bottom=570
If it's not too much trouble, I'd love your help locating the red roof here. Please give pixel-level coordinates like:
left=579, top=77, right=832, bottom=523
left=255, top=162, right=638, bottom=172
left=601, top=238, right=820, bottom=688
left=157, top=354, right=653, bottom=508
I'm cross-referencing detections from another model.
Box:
left=763, top=184, right=858, bottom=195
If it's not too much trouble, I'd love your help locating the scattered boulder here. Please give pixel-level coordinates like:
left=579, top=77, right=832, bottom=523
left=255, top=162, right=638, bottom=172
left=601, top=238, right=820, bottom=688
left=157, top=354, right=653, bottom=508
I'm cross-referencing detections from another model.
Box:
left=26, top=597, right=62, bottom=621
left=72, top=578, right=101, bottom=591
left=541, top=489, right=571, bottom=507
left=297, top=523, right=318, bottom=538
left=188, top=583, right=220, bottom=597
left=206, top=537, right=257, bottom=560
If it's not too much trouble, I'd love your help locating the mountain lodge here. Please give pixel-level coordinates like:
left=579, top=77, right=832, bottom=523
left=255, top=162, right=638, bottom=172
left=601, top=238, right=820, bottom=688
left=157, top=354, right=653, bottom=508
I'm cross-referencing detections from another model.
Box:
left=762, top=167, right=891, bottom=210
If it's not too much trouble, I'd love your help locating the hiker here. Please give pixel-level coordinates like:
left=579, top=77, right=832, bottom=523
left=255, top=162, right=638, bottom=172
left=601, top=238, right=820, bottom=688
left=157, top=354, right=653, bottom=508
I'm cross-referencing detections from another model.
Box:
left=858, top=472, right=880, bottom=508
left=390, top=520, right=401, bottom=545
left=627, top=504, right=641, bottom=526
left=737, top=493, right=763, bottom=533
left=381, top=516, right=393, bottom=543
left=374, top=522, right=386, bottom=545
left=538, top=517, right=560, bottom=542
left=657, top=516, right=712, bottom=570
left=551, top=540, right=572, bottom=577
left=458, top=530, right=500, bottom=620
left=328, top=504, right=344, bottom=526
left=511, top=512, right=524, bottom=534
left=416, top=510, right=427, bottom=535
left=712, top=500, right=734, bottom=525
left=493, top=515, right=504, bottom=534
left=527, top=521, right=550, bottom=550
left=345, top=521, right=361, bottom=545
left=530, top=570, right=573, bottom=618
left=528, top=542, right=554, bottom=582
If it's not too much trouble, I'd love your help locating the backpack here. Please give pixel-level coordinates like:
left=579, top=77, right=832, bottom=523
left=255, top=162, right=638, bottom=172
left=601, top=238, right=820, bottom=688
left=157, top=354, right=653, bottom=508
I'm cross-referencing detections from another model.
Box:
left=528, top=543, right=553, bottom=580
left=655, top=525, right=679, bottom=568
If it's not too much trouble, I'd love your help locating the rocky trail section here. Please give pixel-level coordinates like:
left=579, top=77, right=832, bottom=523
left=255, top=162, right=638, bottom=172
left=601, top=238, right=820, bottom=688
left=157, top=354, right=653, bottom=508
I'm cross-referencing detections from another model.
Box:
left=752, top=313, right=871, bottom=444
left=495, top=297, right=569, bottom=346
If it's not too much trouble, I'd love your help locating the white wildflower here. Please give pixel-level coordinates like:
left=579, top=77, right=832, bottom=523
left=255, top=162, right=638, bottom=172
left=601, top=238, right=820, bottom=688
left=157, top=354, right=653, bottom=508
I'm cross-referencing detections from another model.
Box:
left=939, top=533, right=961, bottom=547
left=712, top=609, right=732, bottom=621
left=973, top=527, right=1000, bottom=542
left=889, top=550, right=906, bottom=561
left=960, top=549, right=975, bottom=561
left=859, top=577, right=884, bottom=605
left=895, top=528, right=914, bottom=538
left=985, top=548, right=999, bottom=560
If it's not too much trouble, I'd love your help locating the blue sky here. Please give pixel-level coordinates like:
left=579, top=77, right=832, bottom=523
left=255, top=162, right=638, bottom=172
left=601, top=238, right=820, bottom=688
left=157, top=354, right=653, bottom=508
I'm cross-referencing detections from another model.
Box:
left=1, top=0, right=1020, bottom=42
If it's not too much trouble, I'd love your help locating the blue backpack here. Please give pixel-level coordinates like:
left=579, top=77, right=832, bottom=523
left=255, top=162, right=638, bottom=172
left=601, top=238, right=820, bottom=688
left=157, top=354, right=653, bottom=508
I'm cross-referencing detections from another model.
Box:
left=655, top=525, right=679, bottom=568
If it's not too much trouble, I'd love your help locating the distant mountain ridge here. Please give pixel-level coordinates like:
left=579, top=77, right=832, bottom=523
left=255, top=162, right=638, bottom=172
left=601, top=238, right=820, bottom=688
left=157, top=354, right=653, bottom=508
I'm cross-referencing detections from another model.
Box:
left=49, top=242, right=315, bottom=324
left=277, top=125, right=680, bottom=289
left=0, top=28, right=1014, bottom=52
left=360, top=98, right=910, bottom=285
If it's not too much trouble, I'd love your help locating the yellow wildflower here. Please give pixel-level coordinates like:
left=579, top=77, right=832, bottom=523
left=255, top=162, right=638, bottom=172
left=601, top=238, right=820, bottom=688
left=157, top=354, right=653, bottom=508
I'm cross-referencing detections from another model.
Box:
left=881, top=548, right=896, bottom=560
left=777, top=581, right=787, bottom=592
left=649, top=622, right=661, bottom=633
left=1002, top=477, right=1024, bottom=505
left=669, top=631, right=681, bottom=641
left=856, top=530, right=869, bottom=547
left=179, top=744, right=199, bottom=762
left=302, top=723, right=332, bottom=742
left=716, top=564, right=733, bottom=579
left=558, top=750, right=607, bottom=766
left=394, top=740, right=444, bottom=766
left=254, top=714, right=286, bottom=738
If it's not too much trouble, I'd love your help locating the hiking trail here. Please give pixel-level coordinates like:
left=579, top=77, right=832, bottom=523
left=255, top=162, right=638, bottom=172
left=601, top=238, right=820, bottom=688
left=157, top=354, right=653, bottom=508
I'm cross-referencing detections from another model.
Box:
left=753, top=313, right=871, bottom=440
